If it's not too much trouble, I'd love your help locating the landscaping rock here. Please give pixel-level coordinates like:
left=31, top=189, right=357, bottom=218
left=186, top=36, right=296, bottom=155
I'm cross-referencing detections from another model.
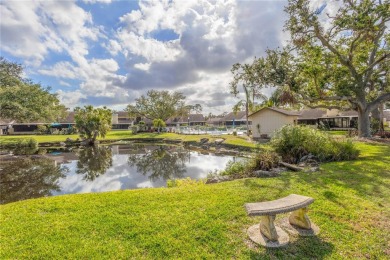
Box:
left=201, top=145, right=209, bottom=150
left=253, top=170, right=280, bottom=178
left=66, top=138, right=74, bottom=142
left=304, top=166, right=320, bottom=173
left=59, top=142, right=66, bottom=147
left=206, top=175, right=231, bottom=184
left=298, top=154, right=319, bottom=167
left=214, top=138, right=225, bottom=145
left=200, top=138, right=209, bottom=144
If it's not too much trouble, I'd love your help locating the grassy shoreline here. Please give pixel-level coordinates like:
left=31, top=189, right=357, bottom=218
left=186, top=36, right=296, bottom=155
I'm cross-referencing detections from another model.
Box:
left=0, top=142, right=389, bottom=259
left=0, top=131, right=258, bottom=149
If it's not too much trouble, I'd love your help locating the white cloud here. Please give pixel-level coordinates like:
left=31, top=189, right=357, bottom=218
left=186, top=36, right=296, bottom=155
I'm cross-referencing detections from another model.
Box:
left=57, top=90, right=86, bottom=109
left=82, top=0, right=112, bottom=4
left=0, top=0, right=101, bottom=66
left=102, top=39, right=122, bottom=56
left=59, top=80, right=72, bottom=87
left=1, top=0, right=289, bottom=113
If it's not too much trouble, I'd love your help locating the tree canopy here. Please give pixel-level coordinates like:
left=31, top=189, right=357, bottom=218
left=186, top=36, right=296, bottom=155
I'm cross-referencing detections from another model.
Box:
left=0, top=57, right=67, bottom=123
left=230, top=0, right=390, bottom=137
left=284, top=0, right=390, bottom=137
left=74, top=105, right=112, bottom=145
left=126, top=90, right=201, bottom=121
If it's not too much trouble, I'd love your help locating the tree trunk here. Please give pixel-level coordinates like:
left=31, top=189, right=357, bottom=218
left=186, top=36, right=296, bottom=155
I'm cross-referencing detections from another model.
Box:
left=245, top=101, right=249, bottom=136
left=91, top=131, right=99, bottom=145
left=358, top=107, right=371, bottom=138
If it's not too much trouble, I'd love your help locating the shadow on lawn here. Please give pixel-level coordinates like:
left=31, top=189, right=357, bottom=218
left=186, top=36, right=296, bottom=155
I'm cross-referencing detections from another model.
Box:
left=248, top=236, right=334, bottom=260
left=294, top=143, right=390, bottom=201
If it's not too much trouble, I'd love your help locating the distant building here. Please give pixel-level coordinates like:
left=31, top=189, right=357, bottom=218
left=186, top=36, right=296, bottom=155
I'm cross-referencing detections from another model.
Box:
left=383, top=110, right=390, bottom=127
left=297, top=109, right=358, bottom=130
left=221, top=111, right=250, bottom=127
left=249, top=107, right=300, bottom=138
left=112, top=112, right=134, bottom=130
left=205, top=117, right=224, bottom=126
left=166, top=114, right=205, bottom=126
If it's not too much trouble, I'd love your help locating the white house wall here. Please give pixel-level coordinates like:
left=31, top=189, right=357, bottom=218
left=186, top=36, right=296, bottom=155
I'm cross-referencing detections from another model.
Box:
left=250, top=109, right=297, bottom=138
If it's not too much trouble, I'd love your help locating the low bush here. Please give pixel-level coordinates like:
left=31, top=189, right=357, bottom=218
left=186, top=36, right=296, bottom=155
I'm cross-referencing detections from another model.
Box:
left=218, top=151, right=281, bottom=178
left=219, top=160, right=249, bottom=177
left=271, top=125, right=359, bottom=163
left=166, top=177, right=205, bottom=188
left=35, top=125, right=50, bottom=135
left=251, top=151, right=280, bottom=171
left=12, top=138, right=38, bottom=155
left=377, top=131, right=390, bottom=139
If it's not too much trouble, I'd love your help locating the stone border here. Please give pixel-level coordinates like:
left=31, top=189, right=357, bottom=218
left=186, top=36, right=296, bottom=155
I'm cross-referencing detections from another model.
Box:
left=278, top=217, right=320, bottom=236
left=247, top=224, right=289, bottom=248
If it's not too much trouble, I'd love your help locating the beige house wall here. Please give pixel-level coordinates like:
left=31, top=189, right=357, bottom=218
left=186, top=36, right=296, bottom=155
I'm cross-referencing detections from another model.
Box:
left=250, top=109, right=297, bottom=138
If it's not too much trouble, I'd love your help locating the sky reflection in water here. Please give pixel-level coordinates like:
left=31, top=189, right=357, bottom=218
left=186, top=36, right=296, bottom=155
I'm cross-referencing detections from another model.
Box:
left=0, top=145, right=238, bottom=204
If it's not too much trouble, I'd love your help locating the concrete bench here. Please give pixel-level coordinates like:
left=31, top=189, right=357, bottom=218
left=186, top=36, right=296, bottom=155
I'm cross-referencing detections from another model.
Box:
left=245, top=194, right=317, bottom=247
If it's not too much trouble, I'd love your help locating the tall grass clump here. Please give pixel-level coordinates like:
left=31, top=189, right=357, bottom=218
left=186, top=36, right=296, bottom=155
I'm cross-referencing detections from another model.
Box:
left=271, top=125, right=359, bottom=163
left=217, top=151, right=281, bottom=178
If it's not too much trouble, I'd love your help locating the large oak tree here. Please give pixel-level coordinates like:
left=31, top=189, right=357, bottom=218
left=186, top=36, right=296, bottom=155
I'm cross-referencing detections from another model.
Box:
left=126, top=90, right=201, bottom=121
left=0, top=57, right=67, bottom=123
left=284, top=0, right=390, bottom=137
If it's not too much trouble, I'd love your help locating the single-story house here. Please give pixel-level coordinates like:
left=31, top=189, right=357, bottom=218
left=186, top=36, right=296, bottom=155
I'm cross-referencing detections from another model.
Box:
left=249, top=107, right=300, bottom=138
left=297, top=108, right=327, bottom=126
left=221, top=111, right=250, bottom=127
left=166, top=114, right=206, bottom=127
left=205, top=117, right=224, bottom=126
left=384, top=110, right=390, bottom=127
left=297, top=109, right=359, bottom=130
left=112, top=111, right=134, bottom=130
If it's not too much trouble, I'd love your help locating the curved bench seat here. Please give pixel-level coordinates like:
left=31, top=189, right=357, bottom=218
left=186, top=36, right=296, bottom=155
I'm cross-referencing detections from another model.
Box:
left=245, top=194, right=314, bottom=216
left=245, top=194, right=317, bottom=245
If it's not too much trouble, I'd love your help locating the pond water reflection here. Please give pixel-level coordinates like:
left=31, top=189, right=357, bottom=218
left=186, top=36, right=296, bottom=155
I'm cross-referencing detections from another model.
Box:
left=0, top=144, right=239, bottom=204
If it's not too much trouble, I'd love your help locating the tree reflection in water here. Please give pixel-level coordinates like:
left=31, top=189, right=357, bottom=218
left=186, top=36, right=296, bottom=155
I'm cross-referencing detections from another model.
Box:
left=128, top=145, right=190, bottom=181
left=0, top=157, right=68, bottom=204
left=76, top=145, right=113, bottom=181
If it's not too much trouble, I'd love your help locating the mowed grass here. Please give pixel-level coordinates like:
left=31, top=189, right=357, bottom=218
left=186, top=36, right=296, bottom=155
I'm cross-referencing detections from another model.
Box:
left=0, top=131, right=257, bottom=148
left=1, top=142, right=389, bottom=259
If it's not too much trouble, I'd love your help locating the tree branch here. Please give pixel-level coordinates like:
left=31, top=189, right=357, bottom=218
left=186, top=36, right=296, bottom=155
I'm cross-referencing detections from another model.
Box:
left=314, top=25, right=360, bottom=79
left=367, top=92, right=390, bottom=112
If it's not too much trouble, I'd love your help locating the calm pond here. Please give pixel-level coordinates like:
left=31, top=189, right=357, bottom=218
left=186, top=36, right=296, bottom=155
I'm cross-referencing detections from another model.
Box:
left=0, top=144, right=240, bottom=204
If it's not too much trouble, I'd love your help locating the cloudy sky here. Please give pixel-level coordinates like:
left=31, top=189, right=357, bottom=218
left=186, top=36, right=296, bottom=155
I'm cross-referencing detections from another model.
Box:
left=0, top=0, right=298, bottom=114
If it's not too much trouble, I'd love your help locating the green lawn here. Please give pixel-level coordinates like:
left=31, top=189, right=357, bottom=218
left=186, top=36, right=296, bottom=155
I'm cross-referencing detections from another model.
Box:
left=0, top=131, right=257, bottom=148
left=1, top=142, right=389, bottom=259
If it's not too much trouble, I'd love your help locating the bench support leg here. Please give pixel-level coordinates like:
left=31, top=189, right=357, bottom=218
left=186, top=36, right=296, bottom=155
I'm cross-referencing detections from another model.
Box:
left=289, top=207, right=311, bottom=229
left=260, top=215, right=278, bottom=241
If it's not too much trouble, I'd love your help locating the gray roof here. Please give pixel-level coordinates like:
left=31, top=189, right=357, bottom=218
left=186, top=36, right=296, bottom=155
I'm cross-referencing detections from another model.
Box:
left=0, top=119, right=15, bottom=125
left=166, top=114, right=205, bottom=124
left=206, top=117, right=223, bottom=123
left=249, top=107, right=300, bottom=117
left=339, top=110, right=358, bottom=117
left=223, top=111, right=247, bottom=121
left=298, top=109, right=327, bottom=119
left=58, top=112, right=75, bottom=123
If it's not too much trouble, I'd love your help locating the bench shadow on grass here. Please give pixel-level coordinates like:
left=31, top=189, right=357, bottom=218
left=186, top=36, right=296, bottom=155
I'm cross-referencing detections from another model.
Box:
left=248, top=235, right=334, bottom=260
left=243, top=175, right=292, bottom=198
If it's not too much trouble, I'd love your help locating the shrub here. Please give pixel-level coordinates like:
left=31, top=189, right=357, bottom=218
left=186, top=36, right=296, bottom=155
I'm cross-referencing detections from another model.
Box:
left=271, top=125, right=359, bottom=163
left=35, top=124, right=50, bottom=135
left=218, top=151, right=281, bottom=178
left=131, top=125, right=138, bottom=134
left=251, top=151, right=281, bottom=171
left=219, top=160, right=249, bottom=177
left=378, top=131, right=390, bottom=138
left=167, top=177, right=205, bottom=188
left=12, top=138, right=38, bottom=155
